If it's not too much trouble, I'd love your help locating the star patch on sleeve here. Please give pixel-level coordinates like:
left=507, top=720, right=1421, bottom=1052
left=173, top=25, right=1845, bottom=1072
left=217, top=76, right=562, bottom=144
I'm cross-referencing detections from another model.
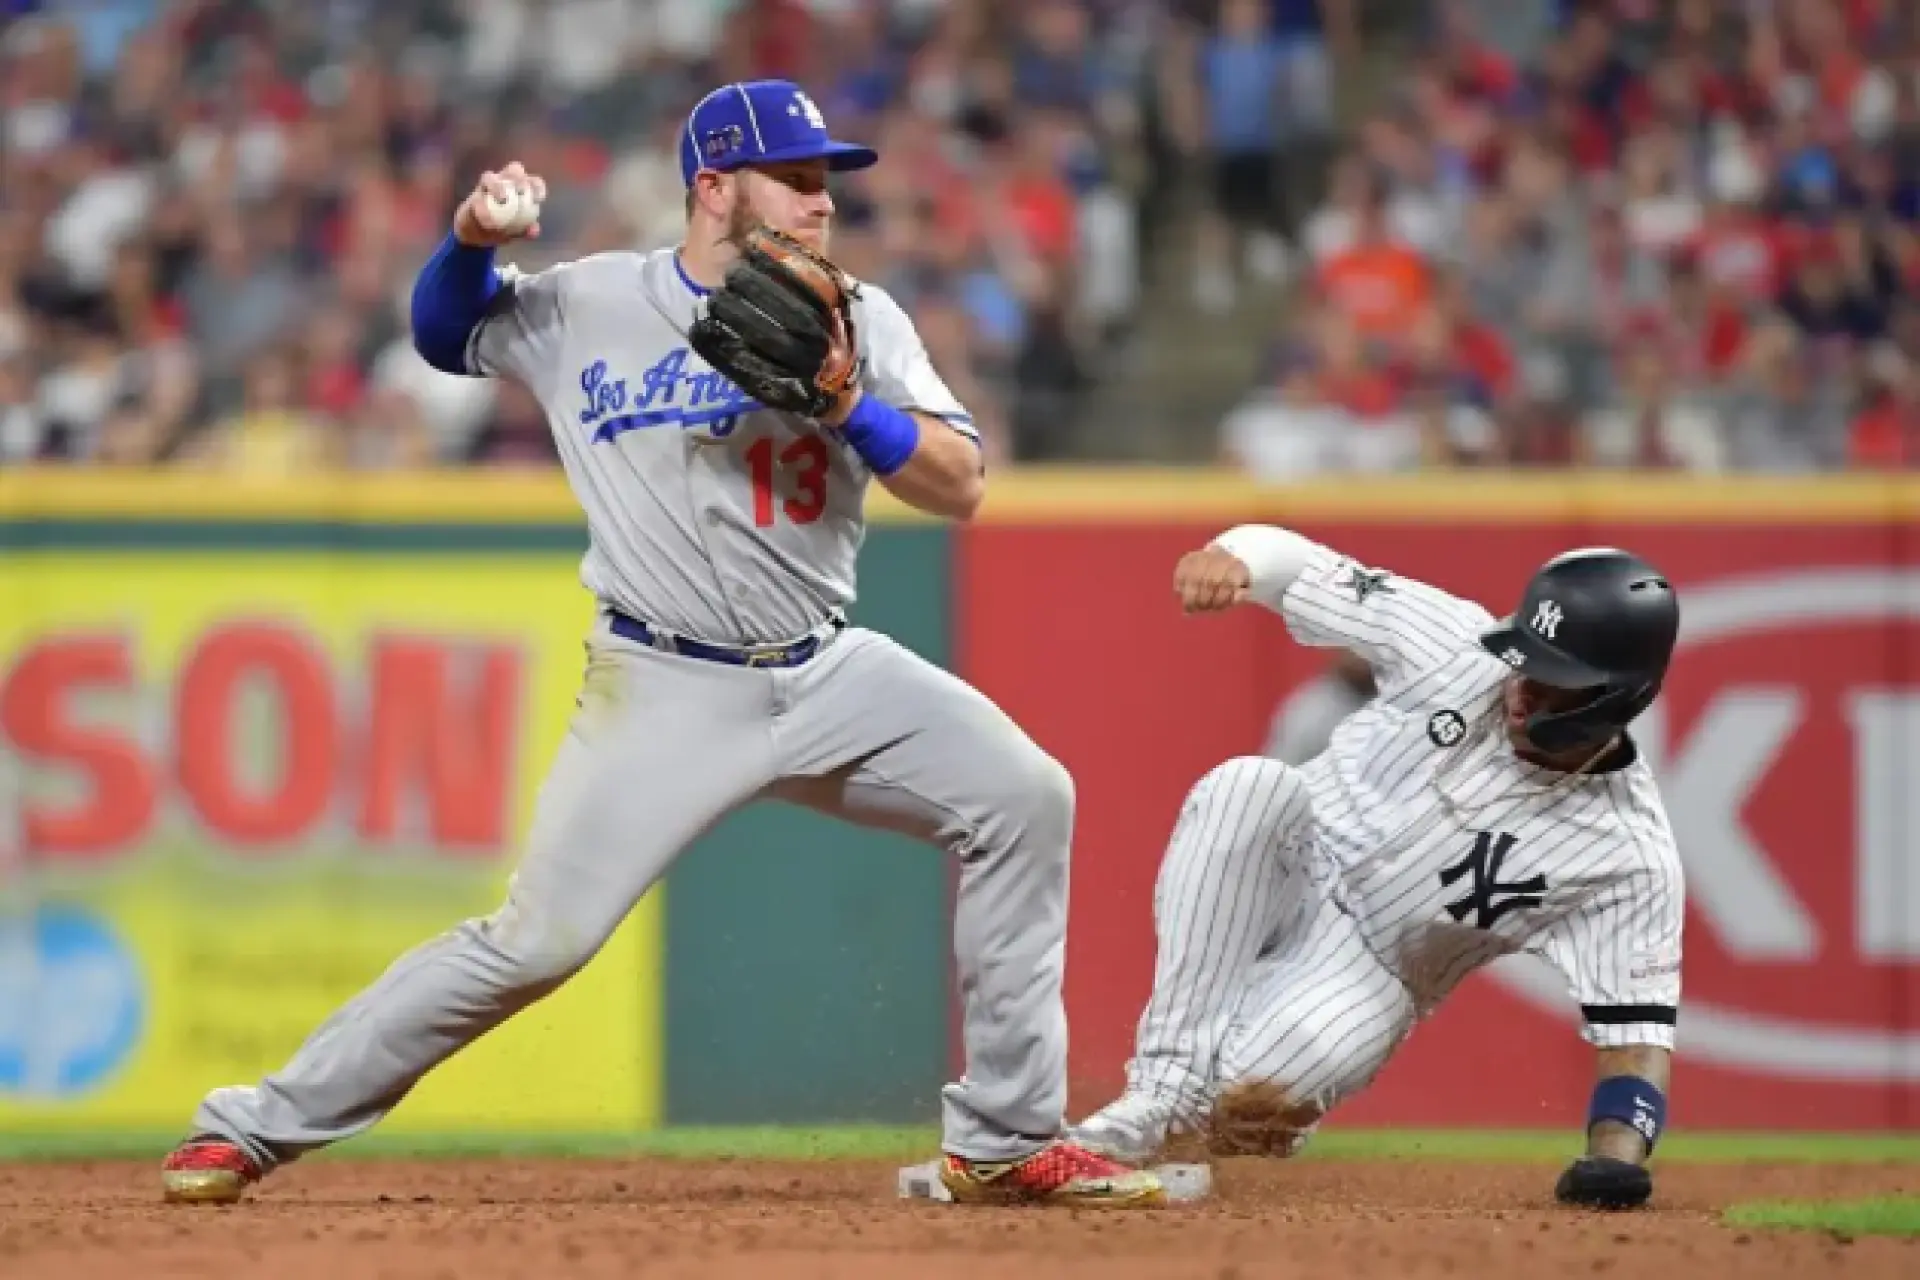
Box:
left=1337, top=563, right=1394, bottom=603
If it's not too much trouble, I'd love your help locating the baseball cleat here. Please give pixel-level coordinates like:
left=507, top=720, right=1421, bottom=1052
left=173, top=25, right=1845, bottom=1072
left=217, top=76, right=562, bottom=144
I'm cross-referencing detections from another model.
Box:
left=1067, top=1090, right=1189, bottom=1165
left=938, top=1141, right=1167, bottom=1208
left=161, top=1135, right=262, bottom=1204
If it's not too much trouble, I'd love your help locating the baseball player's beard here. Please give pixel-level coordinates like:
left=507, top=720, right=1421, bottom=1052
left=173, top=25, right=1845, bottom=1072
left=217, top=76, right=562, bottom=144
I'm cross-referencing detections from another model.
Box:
left=724, top=196, right=829, bottom=255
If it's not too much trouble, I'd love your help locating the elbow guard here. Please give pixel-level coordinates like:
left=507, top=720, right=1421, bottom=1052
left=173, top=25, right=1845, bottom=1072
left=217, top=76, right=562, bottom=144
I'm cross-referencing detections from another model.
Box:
left=1211, top=524, right=1320, bottom=599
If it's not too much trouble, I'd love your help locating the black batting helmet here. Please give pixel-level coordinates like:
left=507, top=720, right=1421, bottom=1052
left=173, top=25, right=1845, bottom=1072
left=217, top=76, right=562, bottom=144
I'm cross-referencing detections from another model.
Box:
left=1477, top=548, right=1679, bottom=755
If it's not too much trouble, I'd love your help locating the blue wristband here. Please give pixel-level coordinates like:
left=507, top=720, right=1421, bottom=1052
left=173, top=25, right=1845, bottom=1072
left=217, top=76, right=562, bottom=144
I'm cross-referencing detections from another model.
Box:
left=839, top=395, right=920, bottom=477
left=1589, top=1075, right=1666, bottom=1153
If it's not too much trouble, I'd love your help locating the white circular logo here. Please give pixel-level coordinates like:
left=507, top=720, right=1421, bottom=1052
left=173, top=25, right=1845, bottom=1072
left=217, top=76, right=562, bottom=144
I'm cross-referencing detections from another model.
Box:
left=1427, top=710, right=1467, bottom=747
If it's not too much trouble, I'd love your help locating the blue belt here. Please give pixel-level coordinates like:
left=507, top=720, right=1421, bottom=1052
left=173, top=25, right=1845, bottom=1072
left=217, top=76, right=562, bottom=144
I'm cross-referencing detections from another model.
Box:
left=608, top=610, right=839, bottom=669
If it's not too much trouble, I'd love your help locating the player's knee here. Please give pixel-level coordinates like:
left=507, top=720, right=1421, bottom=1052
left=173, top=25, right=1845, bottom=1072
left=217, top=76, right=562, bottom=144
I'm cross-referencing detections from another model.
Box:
left=473, top=892, right=607, bottom=990
left=1022, top=749, right=1076, bottom=843
left=1217, top=1016, right=1342, bottom=1133
left=1219, top=988, right=1405, bottom=1125
left=1221, top=1012, right=1334, bottom=1097
left=511, top=934, right=598, bottom=989
left=1191, top=756, right=1311, bottom=842
left=984, top=744, right=1075, bottom=852
left=1200, top=755, right=1307, bottom=805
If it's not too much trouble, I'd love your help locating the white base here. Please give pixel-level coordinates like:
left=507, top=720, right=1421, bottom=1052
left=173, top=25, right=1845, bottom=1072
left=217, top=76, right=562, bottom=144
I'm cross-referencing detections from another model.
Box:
left=894, top=1159, right=1213, bottom=1204
left=896, top=1159, right=953, bottom=1202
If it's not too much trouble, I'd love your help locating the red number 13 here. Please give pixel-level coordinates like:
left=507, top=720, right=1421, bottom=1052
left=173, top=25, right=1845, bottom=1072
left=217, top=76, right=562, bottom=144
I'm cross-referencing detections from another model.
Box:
left=747, top=435, right=830, bottom=528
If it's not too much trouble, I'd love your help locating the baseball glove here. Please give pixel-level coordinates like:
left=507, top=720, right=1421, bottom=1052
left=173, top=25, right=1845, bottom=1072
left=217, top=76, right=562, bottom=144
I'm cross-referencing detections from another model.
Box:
left=688, top=225, right=862, bottom=419
left=1555, top=1156, right=1653, bottom=1210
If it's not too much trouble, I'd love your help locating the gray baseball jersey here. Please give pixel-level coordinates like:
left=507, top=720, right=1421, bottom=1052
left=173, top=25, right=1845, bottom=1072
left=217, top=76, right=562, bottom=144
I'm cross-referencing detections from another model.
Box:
left=188, top=245, right=1069, bottom=1172
left=468, top=248, right=975, bottom=645
left=1111, top=535, right=1684, bottom=1130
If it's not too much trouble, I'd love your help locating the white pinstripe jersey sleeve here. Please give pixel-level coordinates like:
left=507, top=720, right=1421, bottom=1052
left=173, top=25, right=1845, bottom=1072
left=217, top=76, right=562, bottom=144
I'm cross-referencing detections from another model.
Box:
left=1527, top=852, right=1685, bottom=1050
left=1278, top=545, right=1497, bottom=697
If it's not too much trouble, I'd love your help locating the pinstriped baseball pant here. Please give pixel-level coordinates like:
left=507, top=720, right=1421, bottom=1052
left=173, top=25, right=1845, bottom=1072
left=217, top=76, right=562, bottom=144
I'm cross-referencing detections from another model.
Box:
left=1124, top=756, right=1416, bottom=1129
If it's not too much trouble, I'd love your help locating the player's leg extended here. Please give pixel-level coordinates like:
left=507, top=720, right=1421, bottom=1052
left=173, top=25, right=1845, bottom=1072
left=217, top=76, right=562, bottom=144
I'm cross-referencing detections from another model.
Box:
left=769, top=629, right=1159, bottom=1207
left=1208, top=884, right=1416, bottom=1158
left=166, top=637, right=778, bottom=1201
left=1070, top=756, right=1314, bottom=1162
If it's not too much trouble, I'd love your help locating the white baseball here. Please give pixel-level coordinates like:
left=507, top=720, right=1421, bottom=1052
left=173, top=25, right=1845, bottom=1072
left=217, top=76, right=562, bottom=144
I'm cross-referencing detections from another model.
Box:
left=480, top=183, right=539, bottom=235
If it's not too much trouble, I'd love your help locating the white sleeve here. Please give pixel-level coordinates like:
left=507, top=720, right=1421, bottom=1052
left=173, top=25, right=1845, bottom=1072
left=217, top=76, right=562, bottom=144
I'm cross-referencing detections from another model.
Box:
left=1529, top=859, right=1684, bottom=1051
left=855, top=285, right=976, bottom=439
left=1214, top=525, right=1495, bottom=695
left=466, top=260, right=574, bottom=390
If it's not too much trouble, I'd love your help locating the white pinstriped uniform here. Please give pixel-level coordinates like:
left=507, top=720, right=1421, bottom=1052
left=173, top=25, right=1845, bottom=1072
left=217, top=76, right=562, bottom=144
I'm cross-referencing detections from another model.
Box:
left=1113, top=536, right=1685, bottom=1141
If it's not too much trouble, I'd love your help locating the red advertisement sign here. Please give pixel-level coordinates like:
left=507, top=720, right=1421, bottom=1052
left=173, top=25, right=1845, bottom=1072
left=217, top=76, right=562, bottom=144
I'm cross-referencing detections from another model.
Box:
left=959, top=517, right=1918, bottom=1131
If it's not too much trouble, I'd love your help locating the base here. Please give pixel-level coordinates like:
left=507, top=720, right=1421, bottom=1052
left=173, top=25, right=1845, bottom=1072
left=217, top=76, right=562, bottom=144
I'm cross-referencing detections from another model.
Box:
left=894, top=1159, right=1213, bottom=1204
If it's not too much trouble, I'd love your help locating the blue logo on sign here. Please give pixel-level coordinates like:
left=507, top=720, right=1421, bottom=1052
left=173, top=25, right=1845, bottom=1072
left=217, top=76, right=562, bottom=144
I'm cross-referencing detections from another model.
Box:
left=578, top=350, right=761, bottom=444
left=0, top=905, right=145, bottom=1097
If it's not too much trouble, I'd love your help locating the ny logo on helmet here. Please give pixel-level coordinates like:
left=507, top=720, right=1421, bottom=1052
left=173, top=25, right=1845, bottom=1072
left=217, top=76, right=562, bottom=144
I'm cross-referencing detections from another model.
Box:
left=1532, top=599, right=1564, bottom=639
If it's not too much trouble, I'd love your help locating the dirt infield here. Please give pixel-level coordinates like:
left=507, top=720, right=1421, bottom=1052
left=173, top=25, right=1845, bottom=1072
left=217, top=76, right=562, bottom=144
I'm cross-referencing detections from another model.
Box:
left=2, top=1155, right=1914, bottom=1279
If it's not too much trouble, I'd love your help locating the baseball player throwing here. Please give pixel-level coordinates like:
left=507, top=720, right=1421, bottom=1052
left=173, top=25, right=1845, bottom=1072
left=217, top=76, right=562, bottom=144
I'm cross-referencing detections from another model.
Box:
left=1069, top=524, right=1685, bottom=1210
left=159, top=79, right=1164, bottom=1211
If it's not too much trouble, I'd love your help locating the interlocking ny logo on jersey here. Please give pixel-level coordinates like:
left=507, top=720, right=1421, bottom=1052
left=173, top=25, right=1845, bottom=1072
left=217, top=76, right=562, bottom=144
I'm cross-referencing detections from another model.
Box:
left=1439, top=831, right=1548, bottom=929
left=578, top=351, right=760, bottom=443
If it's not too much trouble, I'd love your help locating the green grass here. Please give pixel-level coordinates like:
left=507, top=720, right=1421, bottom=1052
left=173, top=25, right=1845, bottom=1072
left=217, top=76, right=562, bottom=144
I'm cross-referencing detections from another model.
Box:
left=2, top=1127, right=1916, bottom=1165
left=1725, top=1197, right=1920, bottom=1238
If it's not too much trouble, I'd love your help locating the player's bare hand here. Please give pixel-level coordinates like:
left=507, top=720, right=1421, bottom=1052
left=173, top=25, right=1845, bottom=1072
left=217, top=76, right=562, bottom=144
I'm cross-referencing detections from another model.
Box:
left=1174, top=546, right=1252, bottom=614
left=453, top=162, right=548, bottom=247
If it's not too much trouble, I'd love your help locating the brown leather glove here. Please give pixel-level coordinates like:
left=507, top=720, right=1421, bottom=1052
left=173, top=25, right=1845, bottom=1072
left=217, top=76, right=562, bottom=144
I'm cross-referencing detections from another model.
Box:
left=688, top=225, right=862, bottom=419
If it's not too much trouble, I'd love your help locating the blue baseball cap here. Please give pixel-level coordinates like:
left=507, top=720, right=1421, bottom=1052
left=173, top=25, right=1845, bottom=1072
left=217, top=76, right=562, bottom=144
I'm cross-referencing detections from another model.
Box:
left=679, top=80, right=879, bottom=187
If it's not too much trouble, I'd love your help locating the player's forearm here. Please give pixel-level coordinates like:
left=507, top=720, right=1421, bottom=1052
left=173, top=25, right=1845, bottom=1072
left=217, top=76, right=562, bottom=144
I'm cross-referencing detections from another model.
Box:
left=411, top=232, right=502, bottom=375
left=1554, top=1042, right=1670, bottom=1209
left=846, top=400, right=983, bottom=521
left=1585, top=1044, right=1671, bottom=1164
left=1210, top=524, right=1320, bottom=610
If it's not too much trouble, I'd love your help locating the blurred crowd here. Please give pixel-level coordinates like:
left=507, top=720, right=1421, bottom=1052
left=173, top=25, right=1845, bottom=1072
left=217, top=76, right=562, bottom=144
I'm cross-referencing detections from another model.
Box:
left=7, top=1, right=1916, bottom=476
left=0, top=0, right=1191, bottom=471
left=1220, top=0, right=1920, bottom=476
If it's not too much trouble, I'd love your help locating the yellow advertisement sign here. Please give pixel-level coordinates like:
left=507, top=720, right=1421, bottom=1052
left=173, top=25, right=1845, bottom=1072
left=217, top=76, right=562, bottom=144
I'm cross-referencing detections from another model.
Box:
left=0, top=551, right=660, bottom=1133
